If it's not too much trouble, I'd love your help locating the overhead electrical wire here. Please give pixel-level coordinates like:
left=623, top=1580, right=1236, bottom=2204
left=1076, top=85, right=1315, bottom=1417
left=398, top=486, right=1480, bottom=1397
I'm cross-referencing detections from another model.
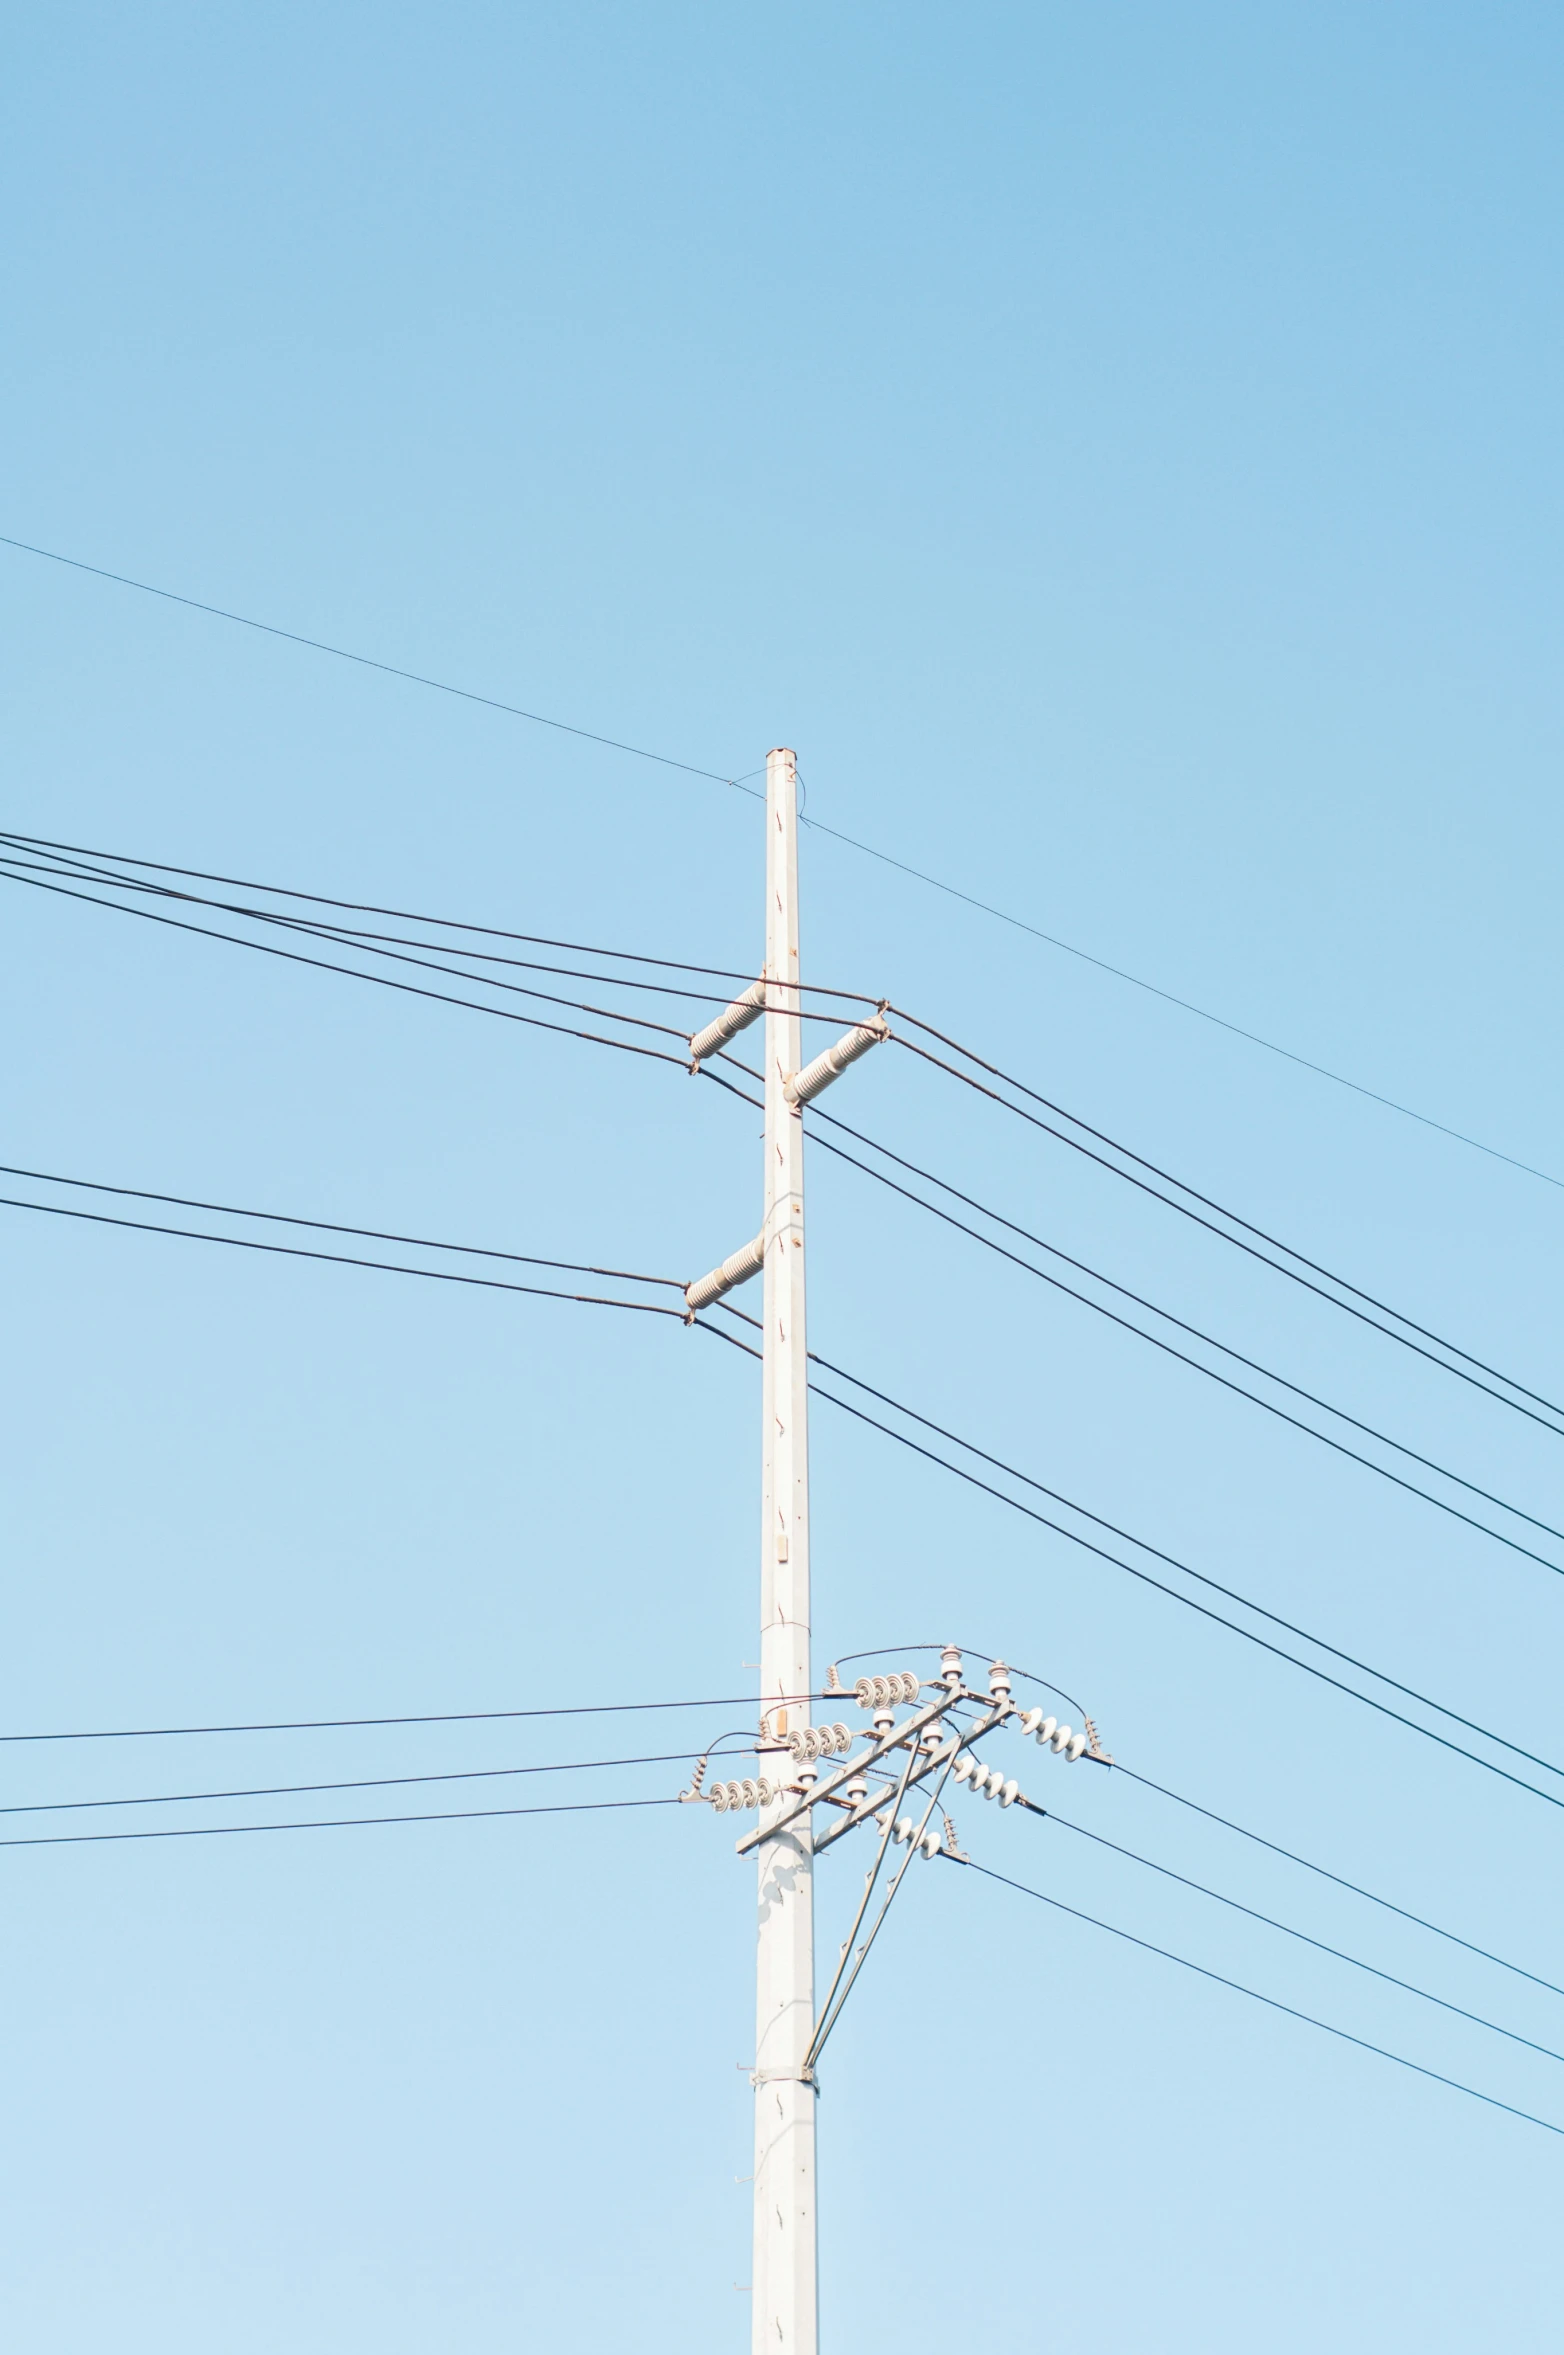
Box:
left=1023, top=1802, right=1564, bottom=2068
left=0, top=1192, right=688, bottom=1321
left=0, top=1691, right=810, bottom=1745
left=0, top=535, right=757, bottom=792
left=0, top=1746, right=725, bottom=1819
left=0, top=1792, right=683, bottom=1851
left=10, top=821, right=1553, bottom=1452
left=9, top=1147, right=1560, bottom=1814
left=800, top=1104, right=1564, bottom=1571
left=695, top=1314, right=1564, bottom=1810
left=0, top=1161, right=687, bottom=1292
left=10, top=1145, right=1558, bottom=1811
left=0, top=826, right=876, bottom=1009
left=0, top=859, right=697, bottom=1065
left=6, top=533, right=1557, bottom=1195
left=952, top=1853, right=1564, bottom=2140
left=1106, top=1760, right=1564, bottom=2004
left=887, top=1027, right=1564, bottom=1436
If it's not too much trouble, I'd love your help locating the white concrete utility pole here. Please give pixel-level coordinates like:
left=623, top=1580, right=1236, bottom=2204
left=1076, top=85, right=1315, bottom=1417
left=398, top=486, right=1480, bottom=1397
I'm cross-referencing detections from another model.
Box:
left=684, top=747, right=896, bottom=2347
left=753, top=744, right=817, bottom=2355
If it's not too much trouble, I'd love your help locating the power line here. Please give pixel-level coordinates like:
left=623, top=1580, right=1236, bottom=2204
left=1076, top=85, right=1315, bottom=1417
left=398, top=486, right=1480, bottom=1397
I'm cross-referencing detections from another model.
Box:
left=11, top=1140, right=1556, bottom=1809
left=5, top=534, right=1554, bottom=1194
left=0, top=1162, right=686, bottom=1290
left=890, top=1029, right=1564, bottom=1436
left=0, top=1691, right=801, bottom=1745
left=951, top=1853, right=1564, bottom=2140
left=0, top=1747, right=719, bottom=1818
left=1025, top=1800, right=1564, bottom=2068
left=0, top=826, right=876, bottom=1008
left=0, top=1792, right=682, bottom=1851
left=0, top=846, right=701, bottom=1039
left=20, top=819, right=1553, bottom=1482
left=0, top=861, right=695, bottom=1067
left=795, top=1352, right=1564, bottom=1800
left=801, top=1108, right=1564, bottom=1570
left=0, top=1192, right=687, bottom=1321
left=706, top=1287, right=1564, bottom=1790
left=1108, top=1761, right=1564, bottom=2004
left=697, top=1323, right=1564, bottom=1811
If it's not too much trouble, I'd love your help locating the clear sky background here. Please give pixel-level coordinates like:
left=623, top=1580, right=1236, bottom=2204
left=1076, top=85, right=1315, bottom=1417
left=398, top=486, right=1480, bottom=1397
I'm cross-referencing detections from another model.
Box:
left=3, top=5, right=1562, bottom=2348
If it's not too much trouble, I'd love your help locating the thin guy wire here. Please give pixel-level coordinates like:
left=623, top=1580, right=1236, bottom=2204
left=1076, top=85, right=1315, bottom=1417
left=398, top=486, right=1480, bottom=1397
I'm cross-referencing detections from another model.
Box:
left=951, top=1854, right=1564, bottom=2139
left=1110, top=1764, right=1564, bottom=2004
left=0, top=1793, right=682, bottom=1850
left=890, top=1028, right=1564, bottom=1432
left=0, top=535, right=757, bottom=791
left=1025, top=1801, right=1564, bottom=2068
left=803, top=1112, right=1564, bottom=1568
left=0, top=1194, right=688, bottom=1320
left=692, top=1321, right=1564, bottom=1813
left=793, top=806, right=1564, bottom=1194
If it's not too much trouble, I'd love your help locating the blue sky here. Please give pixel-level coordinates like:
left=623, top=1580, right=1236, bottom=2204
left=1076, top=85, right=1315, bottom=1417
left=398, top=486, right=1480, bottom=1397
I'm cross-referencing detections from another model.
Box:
left=3, top=6, right=1562, bottom=2348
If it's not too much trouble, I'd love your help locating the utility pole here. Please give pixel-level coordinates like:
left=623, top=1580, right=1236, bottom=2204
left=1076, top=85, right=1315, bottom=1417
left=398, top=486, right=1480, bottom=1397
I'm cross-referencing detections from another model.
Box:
left=753, top=744, right=817, bottom=2354
left=686, top=751, right=1020, bottom=2347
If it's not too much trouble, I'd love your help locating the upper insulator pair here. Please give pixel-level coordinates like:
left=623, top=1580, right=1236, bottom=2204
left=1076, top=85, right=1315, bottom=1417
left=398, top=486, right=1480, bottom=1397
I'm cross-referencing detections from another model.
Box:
left=854, top=1671, right=921, bottom=1709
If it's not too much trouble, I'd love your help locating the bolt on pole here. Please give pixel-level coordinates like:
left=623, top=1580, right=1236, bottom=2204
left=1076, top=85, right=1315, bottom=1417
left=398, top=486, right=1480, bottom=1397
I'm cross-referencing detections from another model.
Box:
left=753, top=745, right=818, bottom=2354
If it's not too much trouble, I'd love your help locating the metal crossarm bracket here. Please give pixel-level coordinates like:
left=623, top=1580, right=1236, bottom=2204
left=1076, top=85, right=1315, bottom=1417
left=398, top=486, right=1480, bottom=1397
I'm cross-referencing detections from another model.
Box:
left=733, top=1689, right=960, bottom=1856
left=812, top=1699, right=1006, bottom=1852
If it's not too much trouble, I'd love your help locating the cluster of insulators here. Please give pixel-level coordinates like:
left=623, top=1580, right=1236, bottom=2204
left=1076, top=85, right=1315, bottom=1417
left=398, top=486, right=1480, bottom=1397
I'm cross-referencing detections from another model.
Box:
left=875, top=1810, right=942, bottom=1858
left=1017, top=1709, right=1088, bottom=1761
left=788, top=1720, right=854, bottom=1762
left=709, top=1776, right=779, bottom=1813
left=854, top=1671, right=922, bottom=1709
left=952, top=1755, right=1019, bottom=1806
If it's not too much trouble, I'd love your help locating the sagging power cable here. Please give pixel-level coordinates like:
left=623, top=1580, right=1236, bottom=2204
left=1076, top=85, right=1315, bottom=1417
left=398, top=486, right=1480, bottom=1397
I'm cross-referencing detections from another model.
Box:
left=954, top=1853, right=1564, bottom=2141
left=695, top=1316, right=1564, bottom=1810
left=803, top=1105, right=1564, bottom=1572
left=889, top=1023, right=1564, bottom=1436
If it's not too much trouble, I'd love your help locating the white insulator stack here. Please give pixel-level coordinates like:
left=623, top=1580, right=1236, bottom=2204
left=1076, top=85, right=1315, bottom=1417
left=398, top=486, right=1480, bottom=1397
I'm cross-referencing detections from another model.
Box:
left=950, top=1756, right=1019, bottom=1805
left=1016, top=1710, right=1088, bottom=1762
left=853, top=1671, right=921, bottom=1711
left=788, top=1720, right=853, bottom=1764
left=783, top=1015, right=889, bottom=1107
left=684, top=1231, right=766, bottom=1314
left=688, top=978, right=766, bottom=1066
left=709, top=1775, right=778, bottom=1813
